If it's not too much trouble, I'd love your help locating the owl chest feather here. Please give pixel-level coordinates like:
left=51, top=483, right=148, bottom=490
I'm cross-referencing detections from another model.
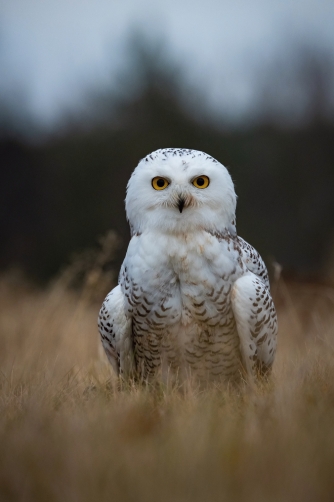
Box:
left=122, top=231, right=244, bottom=379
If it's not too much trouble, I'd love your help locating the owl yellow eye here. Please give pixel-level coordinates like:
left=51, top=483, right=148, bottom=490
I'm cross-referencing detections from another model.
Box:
left=192, top=175, right=210, bottom=189
left=152, top=177, right=169, bottom=190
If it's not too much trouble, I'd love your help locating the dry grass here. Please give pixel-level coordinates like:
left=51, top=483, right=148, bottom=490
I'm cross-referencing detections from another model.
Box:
left=1, top=264, right=334, bottom=502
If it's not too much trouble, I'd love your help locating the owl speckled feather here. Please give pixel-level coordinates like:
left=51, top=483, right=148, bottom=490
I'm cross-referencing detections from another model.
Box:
left=98, top=148, right=277, bottom=383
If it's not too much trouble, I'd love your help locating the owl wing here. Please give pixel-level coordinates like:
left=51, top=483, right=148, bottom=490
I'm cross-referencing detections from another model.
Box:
left=98, top=285, right=135, bottom=377
left=231, top=272, right=278, bottom=379
left=237, top=236, right=270, bottom=290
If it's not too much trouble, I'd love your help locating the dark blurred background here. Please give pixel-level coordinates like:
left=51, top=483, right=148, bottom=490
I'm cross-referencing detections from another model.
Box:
left=1, top=1, right=334, bottom=283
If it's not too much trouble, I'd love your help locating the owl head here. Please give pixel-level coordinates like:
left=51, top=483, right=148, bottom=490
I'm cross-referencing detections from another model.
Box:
left=125, top=148, right=237, bottom=235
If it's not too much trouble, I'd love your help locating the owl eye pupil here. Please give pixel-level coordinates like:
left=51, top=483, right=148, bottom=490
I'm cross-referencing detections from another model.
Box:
left=157, top=178, right=165, bottom=187
left=196, top=177, right=205, bottom=186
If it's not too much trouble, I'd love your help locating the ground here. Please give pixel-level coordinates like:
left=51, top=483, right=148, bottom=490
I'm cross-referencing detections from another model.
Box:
left=1, top=268, right=334, bottom=502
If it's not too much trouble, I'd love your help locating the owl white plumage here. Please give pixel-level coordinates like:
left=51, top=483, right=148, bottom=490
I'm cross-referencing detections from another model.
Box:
left=98, top=148, right=277, bottom=383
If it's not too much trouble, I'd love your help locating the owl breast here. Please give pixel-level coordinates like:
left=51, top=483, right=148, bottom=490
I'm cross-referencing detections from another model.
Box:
left=121, top=230, right=245, bottom=382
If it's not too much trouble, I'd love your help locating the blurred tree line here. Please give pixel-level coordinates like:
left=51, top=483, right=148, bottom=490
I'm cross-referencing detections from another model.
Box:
left=1, top=39, right=334, bottom=282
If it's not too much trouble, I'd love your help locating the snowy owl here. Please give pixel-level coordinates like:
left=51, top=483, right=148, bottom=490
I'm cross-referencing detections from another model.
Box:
left=98, top=148, right=277, bottom=383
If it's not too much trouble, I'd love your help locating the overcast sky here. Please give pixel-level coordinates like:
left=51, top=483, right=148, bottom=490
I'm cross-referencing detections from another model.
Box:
left=1, top=0, right=334, bottom=126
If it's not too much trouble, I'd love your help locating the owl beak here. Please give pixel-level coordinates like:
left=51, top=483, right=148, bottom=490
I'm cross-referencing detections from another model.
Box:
left=177, top=196, right=186, bottom=213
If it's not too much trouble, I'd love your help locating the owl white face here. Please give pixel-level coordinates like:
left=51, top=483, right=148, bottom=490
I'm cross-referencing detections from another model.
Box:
left=125, top=148, right=237, bottom=234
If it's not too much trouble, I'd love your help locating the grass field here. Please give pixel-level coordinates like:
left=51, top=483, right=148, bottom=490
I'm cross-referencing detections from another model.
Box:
left=1, top=265, right=334, bottom=502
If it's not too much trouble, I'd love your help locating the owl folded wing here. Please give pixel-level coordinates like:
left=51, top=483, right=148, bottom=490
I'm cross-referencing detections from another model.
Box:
left=231, top=272, right=278, bottom=378
left=237, top=236, right=270, bottom=290
left=98, top=285, right=135, bottom=377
